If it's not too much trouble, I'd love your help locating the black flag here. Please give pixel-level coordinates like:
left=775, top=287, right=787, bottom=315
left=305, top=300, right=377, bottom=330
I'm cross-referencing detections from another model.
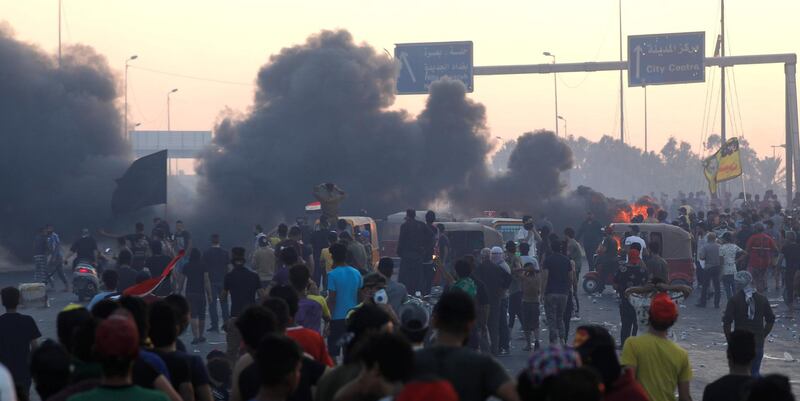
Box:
left=111, top=150, right=167, bottom=214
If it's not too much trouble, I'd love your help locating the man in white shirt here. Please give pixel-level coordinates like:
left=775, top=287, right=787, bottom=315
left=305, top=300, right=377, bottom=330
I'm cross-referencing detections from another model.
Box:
left=515, top=216, right=541, bottom=259
left=624, top=226, right=647, bottom=252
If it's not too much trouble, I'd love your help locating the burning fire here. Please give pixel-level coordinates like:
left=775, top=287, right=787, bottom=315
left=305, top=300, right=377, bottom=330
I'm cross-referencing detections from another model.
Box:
left=611, top=196, right=661, bottom=223
left=612, top=204, right=653, bottom=223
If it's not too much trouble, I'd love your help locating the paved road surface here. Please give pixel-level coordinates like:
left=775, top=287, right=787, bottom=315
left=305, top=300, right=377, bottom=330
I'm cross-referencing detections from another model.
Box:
left=4, top=269, right=799, bottom=400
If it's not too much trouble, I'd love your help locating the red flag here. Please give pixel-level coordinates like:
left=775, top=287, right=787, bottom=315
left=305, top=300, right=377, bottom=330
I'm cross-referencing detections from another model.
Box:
left=123, top=250, right=185, bottom=297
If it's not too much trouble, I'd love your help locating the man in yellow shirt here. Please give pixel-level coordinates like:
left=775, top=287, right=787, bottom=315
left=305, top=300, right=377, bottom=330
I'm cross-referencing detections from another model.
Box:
left=318, top=231, right=338, bottom=289
left=621, top=292, right=693, bottom=401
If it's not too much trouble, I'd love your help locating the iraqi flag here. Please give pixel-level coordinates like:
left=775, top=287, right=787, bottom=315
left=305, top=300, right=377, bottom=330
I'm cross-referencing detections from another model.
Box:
left=123, top=250, right=185, bottom=297
left=305, top=201, right=321, bottom=212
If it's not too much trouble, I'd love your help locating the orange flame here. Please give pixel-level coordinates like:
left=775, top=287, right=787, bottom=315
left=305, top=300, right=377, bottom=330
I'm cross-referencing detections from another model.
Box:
left=612, top=204, right=653, bottom=223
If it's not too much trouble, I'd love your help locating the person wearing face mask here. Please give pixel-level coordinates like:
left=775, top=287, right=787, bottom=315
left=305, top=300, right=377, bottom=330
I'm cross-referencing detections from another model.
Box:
left=723, top=271, right=775, bottom=377
left=613, top=244, right=649, bottom=347
left=515, top=216, right=541, bottom=259
left=346, top=273, right=398, bottom=325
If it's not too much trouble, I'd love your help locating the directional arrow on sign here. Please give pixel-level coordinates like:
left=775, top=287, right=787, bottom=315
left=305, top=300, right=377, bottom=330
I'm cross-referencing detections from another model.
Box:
left=399, top=52, right=417, bottom=83
left=634, top=45, right=642, bottom=79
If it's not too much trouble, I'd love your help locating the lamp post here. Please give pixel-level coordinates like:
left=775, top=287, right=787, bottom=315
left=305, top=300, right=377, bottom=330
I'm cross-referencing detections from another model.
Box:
left=543, top=52, right=558, bottom=136
left=772, top=144, right=786, bottom=158
left=167, top=88, right=178, bottom=131
left=557, top=115, right=567, bottom=137
left=124, top=55, right=138, bottom=141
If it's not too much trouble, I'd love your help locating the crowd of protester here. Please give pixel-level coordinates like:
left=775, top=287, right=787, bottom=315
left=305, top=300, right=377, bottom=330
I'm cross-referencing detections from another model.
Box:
left=1, top=194, right=798, bottom=401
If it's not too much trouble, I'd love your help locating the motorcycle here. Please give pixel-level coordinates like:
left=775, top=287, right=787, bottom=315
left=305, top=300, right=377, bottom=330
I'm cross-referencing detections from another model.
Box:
left=396, top=285, right=443, bottom=345
left=72, top=248, right=111, bottom=302
left=582, top=253, right=620, bottom=294
left=73, top=260, right=99, bottom=302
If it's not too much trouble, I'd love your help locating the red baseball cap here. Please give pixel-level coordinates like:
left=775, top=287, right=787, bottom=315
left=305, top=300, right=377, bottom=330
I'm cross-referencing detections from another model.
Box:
left=95, top=315, right=140, bottom=359
left=649, top=292, right=678, bottom=323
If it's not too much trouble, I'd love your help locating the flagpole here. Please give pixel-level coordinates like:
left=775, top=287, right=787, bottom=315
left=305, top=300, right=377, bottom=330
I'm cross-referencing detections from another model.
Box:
left=164, top=153, right=169, bottom=223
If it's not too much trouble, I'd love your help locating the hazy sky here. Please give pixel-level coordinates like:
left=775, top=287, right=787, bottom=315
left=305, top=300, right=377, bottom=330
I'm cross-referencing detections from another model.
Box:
left=2, top=0, right=798, bottom=158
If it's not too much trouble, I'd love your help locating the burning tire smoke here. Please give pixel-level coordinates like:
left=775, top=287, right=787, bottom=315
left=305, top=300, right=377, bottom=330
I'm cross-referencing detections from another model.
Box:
left=0, top=26, right=128, bottom=259
left=195, top=30, right=493, bottom=227
left=194, top=29, right=618, bottom=234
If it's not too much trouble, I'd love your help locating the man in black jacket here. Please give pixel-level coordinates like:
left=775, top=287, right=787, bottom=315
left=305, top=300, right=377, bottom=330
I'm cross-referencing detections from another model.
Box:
left=722, top=271, right=775, bottom=377
left=397, top=210, right=432, bottom=296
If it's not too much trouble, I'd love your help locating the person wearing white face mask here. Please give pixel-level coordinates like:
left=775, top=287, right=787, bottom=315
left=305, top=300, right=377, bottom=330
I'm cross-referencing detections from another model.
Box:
left=346, top=272, right=398, bottom=325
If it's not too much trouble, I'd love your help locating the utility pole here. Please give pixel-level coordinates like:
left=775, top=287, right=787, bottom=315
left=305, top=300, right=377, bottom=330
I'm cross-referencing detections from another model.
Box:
left=58, top=0, right=61, bottom=67
left=124, top=55, right=138, bottom=142
left=720, top=0, right=728, bottom=196
left=543, top=52, right=559, bottom=136
left=619, top=0, right=624, bottom=143
left=644, top=86, right=648, bottom=153
left=720, top=0, right=726, bottom=145
left=167, top=88, right=178, bottom=131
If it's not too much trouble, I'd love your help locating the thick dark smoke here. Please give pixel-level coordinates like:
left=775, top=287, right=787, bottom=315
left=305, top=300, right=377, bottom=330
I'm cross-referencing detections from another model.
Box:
left=449, top=130, right=573, bottom=215
left=196, top=30, right=491, bottom=229
left=0, top=26, right=128, bottom=259
left=196, top=29, right=632, bottom=242
left=449, top=130, right=624, bottom=230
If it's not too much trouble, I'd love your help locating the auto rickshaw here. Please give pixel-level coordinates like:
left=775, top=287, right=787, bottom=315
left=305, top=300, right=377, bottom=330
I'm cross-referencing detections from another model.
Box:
left=469, top=217, right=523, bottom=244
left=378, top=210, right=456, bottom=258
left=437, top=222, right=504, bottom=260
left=337, top=216, right=380, bottom=268
left=582, top=223, right=695, bottom=294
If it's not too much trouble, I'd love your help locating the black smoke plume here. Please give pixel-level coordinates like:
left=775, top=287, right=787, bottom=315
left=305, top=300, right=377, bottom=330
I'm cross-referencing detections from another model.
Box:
left=195, top=29, right=629, bottom=241
left=196, top=30, right=491, bottom=229
left=0, top=26, right=128, bottom=259
left=449, top=130, right=573, bottom=216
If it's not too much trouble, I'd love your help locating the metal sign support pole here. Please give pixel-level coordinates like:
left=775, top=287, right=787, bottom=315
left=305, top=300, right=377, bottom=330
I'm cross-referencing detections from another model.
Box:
left=786, top=62, right=800, bottom=207
left=474, top=53, right=798, bottom=205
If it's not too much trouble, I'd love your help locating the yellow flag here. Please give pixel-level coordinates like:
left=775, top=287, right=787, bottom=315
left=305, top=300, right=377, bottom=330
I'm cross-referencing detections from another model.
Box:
left=702, top=138, right=743, bottom=195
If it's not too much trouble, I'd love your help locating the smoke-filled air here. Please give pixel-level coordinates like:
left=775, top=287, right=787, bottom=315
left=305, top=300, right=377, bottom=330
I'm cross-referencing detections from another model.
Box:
left=196, top=30, right=575, bottom=227
left=0, top=25, right=128, bottom=259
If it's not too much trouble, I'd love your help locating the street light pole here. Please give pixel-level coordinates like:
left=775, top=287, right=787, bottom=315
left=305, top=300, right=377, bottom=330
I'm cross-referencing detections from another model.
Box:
left=644, top=86, right=648, bottom=153
left=58, top=0, right=61, bottom=68
left=167, top=88, right=178, bottom=131
left=124, top=55, right=138, bottom=142
left=619, top=0, right=624, bottom=143
left=543, top=52, right=558, bottom=136
left=557, top=115, right=567, bottom=137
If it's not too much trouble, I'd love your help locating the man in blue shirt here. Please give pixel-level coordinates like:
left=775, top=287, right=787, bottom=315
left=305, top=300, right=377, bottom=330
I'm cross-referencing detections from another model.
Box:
left=326, top=243, right=362, bottom=358
left=87, top=270, right=120, bottom=311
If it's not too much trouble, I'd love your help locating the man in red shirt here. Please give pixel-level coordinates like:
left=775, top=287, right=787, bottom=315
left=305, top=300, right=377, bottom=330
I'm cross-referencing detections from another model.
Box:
left=745, top=224, right=778, bottom=293
left=267, top=286, right=334, bottom=367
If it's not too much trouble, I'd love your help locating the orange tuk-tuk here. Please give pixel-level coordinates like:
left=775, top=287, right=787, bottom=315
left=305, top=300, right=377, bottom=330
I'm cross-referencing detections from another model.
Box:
left=337, top=216, right=380, bottom=268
